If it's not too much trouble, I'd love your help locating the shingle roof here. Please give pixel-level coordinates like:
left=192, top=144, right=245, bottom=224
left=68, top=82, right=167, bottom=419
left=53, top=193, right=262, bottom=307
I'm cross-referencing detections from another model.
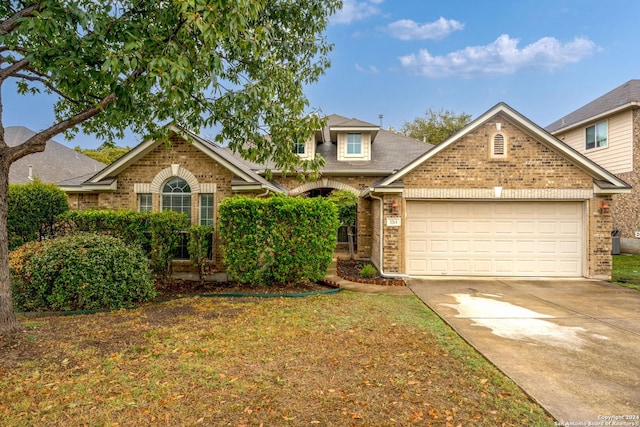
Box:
left=5, top=126, right=105, bottom=184
left=545, top=79, right=640, bottom=133
left=237, top=114, right=433, bottom=174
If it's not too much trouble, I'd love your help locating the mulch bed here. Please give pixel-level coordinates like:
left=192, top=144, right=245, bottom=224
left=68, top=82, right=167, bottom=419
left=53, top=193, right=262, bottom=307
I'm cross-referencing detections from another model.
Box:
left=337, top=258, right=406, bottom=286
left=154, top=278, right=337, bottom=300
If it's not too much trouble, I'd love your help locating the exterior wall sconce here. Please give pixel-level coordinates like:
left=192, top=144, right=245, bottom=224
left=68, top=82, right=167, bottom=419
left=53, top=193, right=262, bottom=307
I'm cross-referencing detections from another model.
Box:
left=599, top=200, right=610, bottom=215
left=390, top=199, right=399, bottom=215
left=494, top=186, right=503, bottom=198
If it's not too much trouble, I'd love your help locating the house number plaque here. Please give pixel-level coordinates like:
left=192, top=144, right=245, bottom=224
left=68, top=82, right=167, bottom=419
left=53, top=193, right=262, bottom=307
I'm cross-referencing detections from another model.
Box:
left=386, top=217, right=401, bottom=227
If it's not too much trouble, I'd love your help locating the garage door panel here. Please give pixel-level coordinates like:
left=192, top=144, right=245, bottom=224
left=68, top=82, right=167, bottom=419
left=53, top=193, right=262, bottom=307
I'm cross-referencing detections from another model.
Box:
left=429, top=240, right=448, bottom=253
left=537, top=240, right=558, bottom=254
left=406, top=201, right=583, bottom=277
left=492, top=240, right=513, bottom=253
left=452, top=240, right=471, bottom=253
left=430, top=221, right=449, bottom=234
left=515, top=240, right=535, bottom=254
left=474, top=240, right=493, bottom=253
left=408, top=220, right=427, bottom=234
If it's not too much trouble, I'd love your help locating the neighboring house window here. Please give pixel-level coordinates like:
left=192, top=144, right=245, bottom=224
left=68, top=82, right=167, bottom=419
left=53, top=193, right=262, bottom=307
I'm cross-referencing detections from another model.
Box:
left=162, top=177, right=191, bottom=224
left=200, top=194, right=214, bottom=226
left=293, top=139, right=305, bottom=155
left=138, top=193, right=152, bottom=213
left=490, top=133, right=507, bottom=159
left=585, top=121, right=607, bottom=150
left=347, top=133, right=362, bottom=155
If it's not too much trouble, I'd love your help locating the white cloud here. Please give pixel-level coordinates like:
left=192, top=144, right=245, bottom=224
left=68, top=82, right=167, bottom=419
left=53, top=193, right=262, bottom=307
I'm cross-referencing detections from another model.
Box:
left=332, top=0, right=383, bottom=24
left=386, top=17, right=464, bottom=40
left=399, top=34, right=599, bottom=78
left=355, top=63, right=380, bottom=74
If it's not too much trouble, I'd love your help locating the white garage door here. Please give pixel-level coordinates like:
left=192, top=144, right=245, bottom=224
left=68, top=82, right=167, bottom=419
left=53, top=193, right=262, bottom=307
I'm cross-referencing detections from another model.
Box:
left=406, top=201, right=584, bottom=277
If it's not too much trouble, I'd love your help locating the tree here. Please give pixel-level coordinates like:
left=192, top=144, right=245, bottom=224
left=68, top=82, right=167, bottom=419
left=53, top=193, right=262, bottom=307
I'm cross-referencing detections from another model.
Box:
left=0, top=0, right=340, bottom=333
left=74, top=143, right=130, bottom=165
left=400, top=108, right=472, bottom=145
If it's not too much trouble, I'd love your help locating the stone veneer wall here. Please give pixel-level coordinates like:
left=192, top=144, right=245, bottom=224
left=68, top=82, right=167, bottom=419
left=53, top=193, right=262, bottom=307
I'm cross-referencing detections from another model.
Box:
left=611, top=107, right=640, bottom=240
left=380, top=113, right=613, bottom=279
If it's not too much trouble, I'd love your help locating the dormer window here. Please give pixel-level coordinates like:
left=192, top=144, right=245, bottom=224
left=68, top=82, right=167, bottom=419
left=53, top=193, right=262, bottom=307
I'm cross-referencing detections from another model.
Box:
left=347, top=133, right=362, bottom=155
left=293, top=140, right=306, bottom=155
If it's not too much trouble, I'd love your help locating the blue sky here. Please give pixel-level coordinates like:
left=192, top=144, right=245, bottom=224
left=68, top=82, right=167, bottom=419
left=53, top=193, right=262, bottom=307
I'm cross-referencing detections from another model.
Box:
left=3, top=0, right=640, bottom=148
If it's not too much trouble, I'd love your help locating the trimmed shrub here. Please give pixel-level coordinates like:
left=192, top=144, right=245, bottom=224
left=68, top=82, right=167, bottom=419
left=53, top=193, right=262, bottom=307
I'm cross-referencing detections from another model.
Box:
left=359, top=264, right=377, bottom=279
left=219, top=196, right=340, bottom=286
left=58, top=210, right=189, bottom=278
left=8, top=179, right=69, bottom=250
left=10, top=233, right=156, bottom=312
left=188, top=225, right=214, bottom=284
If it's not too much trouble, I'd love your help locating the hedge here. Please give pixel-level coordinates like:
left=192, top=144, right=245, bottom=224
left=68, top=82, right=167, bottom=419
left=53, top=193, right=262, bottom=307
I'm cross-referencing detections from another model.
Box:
left=10, top=233, right=156, bottom=312
left=8, top=179, right=69, bottom=250
left=219, top=196, right=339, bottom=286
left=58, top=210, right=189, bottom=278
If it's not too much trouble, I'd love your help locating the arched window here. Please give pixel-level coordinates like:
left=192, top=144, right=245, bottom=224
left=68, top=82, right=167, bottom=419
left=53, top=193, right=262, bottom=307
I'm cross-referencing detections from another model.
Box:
left=162, top=177, right=191, bottom=223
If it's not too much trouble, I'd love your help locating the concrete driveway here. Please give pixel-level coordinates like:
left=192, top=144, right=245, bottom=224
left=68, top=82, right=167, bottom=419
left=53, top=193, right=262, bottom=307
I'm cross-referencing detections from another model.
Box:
left=407, top=277, right=640, bottom=424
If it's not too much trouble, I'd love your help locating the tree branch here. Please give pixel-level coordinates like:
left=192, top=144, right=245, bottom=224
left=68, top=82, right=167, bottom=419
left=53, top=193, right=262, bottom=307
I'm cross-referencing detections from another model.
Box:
left=8, top=92, right=117, bottom=162
left=0, top=57, right=29, bottom=81
left=0, top=3, right=42, bottom=36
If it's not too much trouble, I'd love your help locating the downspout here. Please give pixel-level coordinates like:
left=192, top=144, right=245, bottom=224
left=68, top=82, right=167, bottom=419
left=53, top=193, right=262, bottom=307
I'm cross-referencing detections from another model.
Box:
left=256, top=189, right=270, bottom=198
left=369, top=193, right=409, bottom=279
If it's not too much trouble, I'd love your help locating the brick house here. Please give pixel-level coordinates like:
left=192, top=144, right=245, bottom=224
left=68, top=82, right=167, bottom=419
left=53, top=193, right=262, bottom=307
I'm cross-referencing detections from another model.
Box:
left=546, top=79, right=640, bottom=253
left=61, top=103, right=630, bottom=280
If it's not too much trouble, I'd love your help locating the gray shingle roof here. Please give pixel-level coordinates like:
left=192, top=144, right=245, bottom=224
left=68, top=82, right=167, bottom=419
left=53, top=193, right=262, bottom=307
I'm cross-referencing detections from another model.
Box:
left=545, top=79, right=640, bottom=133
left=236, top=114, right=433, bottom=174
left=5, top=126, right=105, bottom=184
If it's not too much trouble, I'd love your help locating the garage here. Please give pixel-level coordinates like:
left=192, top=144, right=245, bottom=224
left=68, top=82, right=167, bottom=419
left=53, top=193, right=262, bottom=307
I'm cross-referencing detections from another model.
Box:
left=406, top=201, right=585, bottom=277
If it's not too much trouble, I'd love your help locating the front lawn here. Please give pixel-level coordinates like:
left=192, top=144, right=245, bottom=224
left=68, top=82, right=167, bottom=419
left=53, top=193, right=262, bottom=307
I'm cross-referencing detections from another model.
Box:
left=0, top=292, right=554, bottom=426
left=612, top=254, right=640, bottom=291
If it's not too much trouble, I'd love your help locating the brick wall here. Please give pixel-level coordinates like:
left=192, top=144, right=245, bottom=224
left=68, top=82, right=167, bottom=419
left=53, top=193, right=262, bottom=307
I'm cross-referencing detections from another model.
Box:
left=383, top=112, right=612, bottom=279
left=67, top=136, right=260, bottom=272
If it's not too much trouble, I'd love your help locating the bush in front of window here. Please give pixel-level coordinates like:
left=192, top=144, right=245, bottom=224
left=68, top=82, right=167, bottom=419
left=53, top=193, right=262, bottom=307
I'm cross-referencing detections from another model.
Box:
left=58, top=210, right=189, bottom=279
left=187, top=225, right=214, bottom=284
left=10, top=233, right=156, bottom=312
left=219, top=196, right=340, bottom=286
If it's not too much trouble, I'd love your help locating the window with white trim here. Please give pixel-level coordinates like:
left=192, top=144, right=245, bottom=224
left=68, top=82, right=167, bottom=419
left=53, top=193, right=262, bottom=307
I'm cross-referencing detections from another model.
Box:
left=199, top=194, right=214, bottom=226
left=585, top=121, right=607, bottom=150
left=293, top=139, right=305, bottom=155
left=346, top=133, right=362, bottom=155
left=138, top=193, right=152, bottom=213
left=162, top=177, right=191, bottom=224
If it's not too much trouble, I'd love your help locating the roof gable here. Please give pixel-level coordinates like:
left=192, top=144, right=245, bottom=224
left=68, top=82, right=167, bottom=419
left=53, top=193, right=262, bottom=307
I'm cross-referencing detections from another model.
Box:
left=546, top=79, right=640, bottom=133
left=74, top=125, right=282, bottom=193
left=372, top=103, right=630, bottom=193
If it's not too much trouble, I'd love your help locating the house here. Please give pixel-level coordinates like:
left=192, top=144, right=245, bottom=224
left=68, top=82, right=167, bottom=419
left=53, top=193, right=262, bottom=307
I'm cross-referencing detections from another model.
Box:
left=60, top=103, right=630, bottom=280
left=6, top=126, right=105, bottom=184
left=545, top=79, right=640, bottom=253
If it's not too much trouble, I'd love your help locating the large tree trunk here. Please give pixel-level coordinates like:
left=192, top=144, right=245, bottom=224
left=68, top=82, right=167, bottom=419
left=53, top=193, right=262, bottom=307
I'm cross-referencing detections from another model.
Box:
left=0, top=154, right=19, bottom=333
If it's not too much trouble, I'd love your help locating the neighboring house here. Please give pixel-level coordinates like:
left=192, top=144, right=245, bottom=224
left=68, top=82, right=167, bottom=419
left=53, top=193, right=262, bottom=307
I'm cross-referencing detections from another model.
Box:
left=5, top=126, right=105, bottom=184
left=60, top=104, right=630, bottom=280
left=545, top=79, right=640, bottom=251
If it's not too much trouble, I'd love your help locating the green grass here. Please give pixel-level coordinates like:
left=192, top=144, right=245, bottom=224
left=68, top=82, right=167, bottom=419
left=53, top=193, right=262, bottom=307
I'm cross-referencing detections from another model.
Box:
left=612, top=254, right=640, bottom=291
